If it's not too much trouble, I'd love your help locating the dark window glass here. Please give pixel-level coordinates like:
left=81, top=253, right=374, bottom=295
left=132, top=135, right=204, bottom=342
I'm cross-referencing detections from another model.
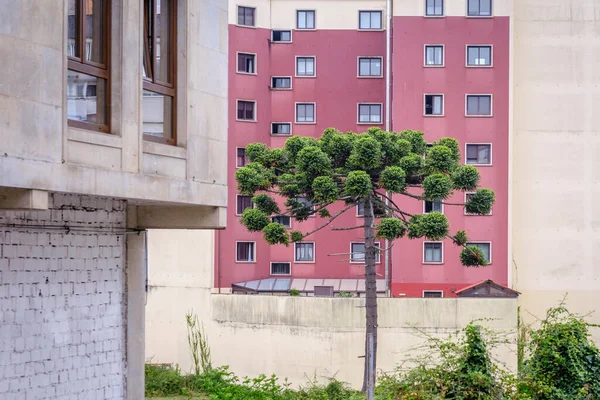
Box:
left=425, top=95, right=443, bottom=115
left=271, top=263, right=291, bottom=275
left=236, top=195, right=253, bottom=215
left=296, top=104, right=315, bottom=123
left=425, top=201, right=442, bottom=213
left=237, top=53, right=255, bottom=73
left=237, top=101, right=255, bottom=120
left=466, top=95, right=492, bottom=115
left=236, top=148, right=247, bottom=167
left=426, top=0, right=443, bottom=16
left=272, top=30, right=292, bottom=42
left=272, top=215, right=291, bottom=227
left=423, top=291, right=443, bottom=298
left=465, top=144, right=491, bottom=164
left=237, top=6, right=255, bottom=26
left=271, top=123, right=291, bottom=135
left=271, top=77, right=291, bottom=88
left=236, top=242, right=255, bottom=262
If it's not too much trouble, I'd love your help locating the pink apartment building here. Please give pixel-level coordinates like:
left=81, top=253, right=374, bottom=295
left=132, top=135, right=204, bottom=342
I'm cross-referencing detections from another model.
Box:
left=215, top=0, right=509, bottom=298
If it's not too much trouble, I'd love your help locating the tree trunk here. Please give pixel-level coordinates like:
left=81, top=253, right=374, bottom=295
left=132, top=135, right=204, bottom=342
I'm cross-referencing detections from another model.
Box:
left=361, top=195, right=378, bottom=393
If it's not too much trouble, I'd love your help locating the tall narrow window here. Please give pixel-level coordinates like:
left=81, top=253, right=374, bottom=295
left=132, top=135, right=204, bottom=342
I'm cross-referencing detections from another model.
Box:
left=143, top=0, right=176, bottom=144
left=425, top=95, right=444, bottom=115
left=236, top=148, right=248, bottom=168
left=297, top=10, right=316, bottom=29
left=237, top=53, right=256, bottom=73
left=426, top=0, right=443, bottom=16
left=236, top=195, right=253, bottom=215
left=425, top=45, right=443, bottom=66
left=67, top=0, right=109, bottom=132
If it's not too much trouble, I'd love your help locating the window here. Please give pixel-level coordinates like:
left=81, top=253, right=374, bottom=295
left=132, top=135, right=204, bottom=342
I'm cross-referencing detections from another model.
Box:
left=67, top=0, right=109, bottom=132
left=236, top=242, right=255, bottom=262
left=296, top=104, right=315, bottom=123
left=426, top=0, right=443, bottom=16
left=143, top=0, right=176, bottom=144
left=424, top=200, right=443, bottom=213
left=272, top=30, right=292, bottom=42
left=425, top=45, right=443, bottom=66
left=468, top=0, right=492, bottom=16
left=358, top=57, right=382, bottom=77
left=297, top=10, right=315, bottom=29
left=237, top=53, right=256, bottom=73
left=296, top=197, right=314, bottom=211
left=424, top=242, right=443, bottom=263
left=466, top=95, right=492, bottom=116
left=236, top=148, right=248, bottom=168
left=358, top=104, right=382, bottom=123
left=271, top=262, right=291, bottom=275
left=467, top=46, right=492, bottom=66
left=466, top=242, right=491, bottom=263
left=271, top=77, right=291, bottom=89
left=425, top=95, right=443, bottom=116
left=295, top=243, right=315, bottom=262
left=423, top=291, right=443, bottom=298
left=237, top=6, right=255, bottom=26
left=350, top=242, right=381, bottom=263
left=465, top=193, right=492, bottom=215
left=359, top=11, right=382, bottom=30
left=272, top=215, right=291, bottom=228
left=271, top=123, right=292, bottom=135
left=236, top=195, right=253, bottom=215
left=296, top=57, right=315, bottom=77
left=465, top=144, right=491, bottom=165
left=237, top=100, right=256, bottom=121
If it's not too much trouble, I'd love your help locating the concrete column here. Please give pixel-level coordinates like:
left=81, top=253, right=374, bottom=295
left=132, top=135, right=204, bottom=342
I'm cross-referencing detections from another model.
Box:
left=126, top=230, right=147, bottom=399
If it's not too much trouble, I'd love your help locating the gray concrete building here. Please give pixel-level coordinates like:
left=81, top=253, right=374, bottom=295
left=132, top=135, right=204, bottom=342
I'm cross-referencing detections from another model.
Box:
left=0, top=0, right=228, bottom=398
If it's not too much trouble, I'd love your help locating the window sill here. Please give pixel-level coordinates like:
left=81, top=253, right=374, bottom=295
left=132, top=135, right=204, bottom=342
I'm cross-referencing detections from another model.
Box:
left=270, top=87, right=293, bottom=91
left=295, top=121, right=316, bottom=125
left=465, top=15, right=494, bottom=18
left=235, top=261, right=257, bottom=264
left=465, top=114, right=494, bottom=118
left=67, top=127, right=122, bottom=148
left=357, top=75, right=384, bottom=78
left=143, top=140, right=186, bottom=159
left=295, top=28, right=317, bottom=31
left=236, top=119, right=258, bottom=123
left=295, top=75, right=317, bottom=78
left=271, top=133, right=293, bottom=137
left=423, top=262, right=444, bottom=265
left=465, top=163, right=493, bottom=167
left=424, top=15, right=445, bottom=18
left=424, top=65, right=445, bottom=68
left=270, top=273, right=292, bottom=276
left=236, top=24, right=257, bottom=29
left=357, top=122, right=384, bottom=125
left=466, top=65, right=494, bottom=68
left=423, top=114, right=445, bottom=118
left=294, top=261, right=315, bottom=264
left=271, top=41, right=293, bottom=44
left=236, top=71, right=258, bottom=76
left=358, top=28, right=385, bottom=32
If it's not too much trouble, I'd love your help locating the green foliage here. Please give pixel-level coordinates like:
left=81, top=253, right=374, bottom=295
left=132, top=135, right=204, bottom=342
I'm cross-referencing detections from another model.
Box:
left=422, top=174, right=453, bottom=200
left=426, top=145, right=458, bottom=174
left=279, top=173, right=302, bottom=198
left=284, top=136, right=317, bottom=164
left=263, top=222, right=290, bottom=246
left=433, top=137, right=461, bottom=162
left=465, top=188, right=495, bottom=215
left=399, top=153, right=424, bottom=177
left=186, top=311, right=212, bottom=376
left=245, top=143, right=269, bottom=163
left=289, top=288, right=300, bottom=296
left=376, top=218, right=406, bottom=240
left=240, top=208, right=270, bottom=232
left=318, top=208, right=331, bottom=218
left=453, top=230, right=469, bottom=246
left=399, top=129, right=427, bottom=155
left=296, top=147, right=332, bottom=179
left=336, top=291, right=354, bottom=298
left=460, top=245, right=489, bottom=267
left=252, top=194, right=281, bottom=215
left=235, top=163, right=275, bottom=195
left=379, top=166, right=407, bottom=193
left=407, top=212, right=449, bottom=240
left=347, top=135, right=382, bottom=171
left=344, top=171, right=372, bottom=197
left=453, top=165, right=481, bottom=191
left=290, top=230, right=304, bottom=243
left=319, top=131, right=356, bottom=169
left=312, top=176, right=339, bottom=203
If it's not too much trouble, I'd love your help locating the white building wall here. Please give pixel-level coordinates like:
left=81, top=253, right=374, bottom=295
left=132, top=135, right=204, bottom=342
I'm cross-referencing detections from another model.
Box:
left=0, top=194, right=126, bottom=399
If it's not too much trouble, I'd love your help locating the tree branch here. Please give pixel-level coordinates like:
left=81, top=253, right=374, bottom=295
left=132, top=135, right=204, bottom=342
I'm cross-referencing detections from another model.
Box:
left=331, top=225, right=364, bottom=231
left=301, top=203, right=356, bottom=239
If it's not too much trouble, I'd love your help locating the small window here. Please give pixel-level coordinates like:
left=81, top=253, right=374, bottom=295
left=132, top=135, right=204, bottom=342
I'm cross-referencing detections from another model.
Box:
left=466, top=144, right=491, bottom=165
left=465, top=193, right=492, bottom=215
left=295, top=242, right=315, bottom=262
left=466, top=242, right=491, bottom=263
left=359, top=11, right=382, bottom=30
left=351, top=242, right=381, bottom=263
left=271, top=77, right=291, bottom=89
left=297, top=10, right=315, bottom=29
left=237, top=53, right=256, bottom=73
left=296, top=104, right=315, bottom=123
left=358, top=104, right=382, bottom=123
left=237, top=100, right=256, bottom=121
left=271, top=262, right=291, bottom=275
left=237, top=6, right=255, bottom=26
left=271, top=123, right=292, bottom=135
left=424, top=95, right=443, bottom=116
left=468, top=0, right=492, bottom=16
left=272, top=30, right=292, bottom=42
left=424, top=200, right=443, bottom=213
left=424, top=242, right=443, bottom=263
left=467, top=46, right=492, bottom=66
left=423, top=290, right=443, bottom=298
left=236, top=242, right=255, bottom=262
left=296, top=197, right=314, bottom=211
left=236, top=148, right=248, bottom=168
left=272, top=215, right=291, bottom=228
left=425, top=45, right=443, bottom=66
left=296, top=57, right=316, bottom=77
left=426, top=0, right=443, bottom=16
left=236, top=195, right=253, bottom=215
left=358, top=57, right=382, bottom=77
left=466, top=95, right=492, bottom=116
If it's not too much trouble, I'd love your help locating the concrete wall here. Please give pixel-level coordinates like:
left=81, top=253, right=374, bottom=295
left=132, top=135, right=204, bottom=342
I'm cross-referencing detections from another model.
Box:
left=146, top=230, right=518, bottom=389
left=0, top=194, right=126, bottom=399
left=512, top=0, right=600, bottom=342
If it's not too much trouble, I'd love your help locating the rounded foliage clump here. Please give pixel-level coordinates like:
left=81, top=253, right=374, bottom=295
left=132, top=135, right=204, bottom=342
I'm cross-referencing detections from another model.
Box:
left=284, top=198, right=312, bottom=221
left=465, top=188, right=495, bottom=215
left=245, top=143, right=268, bottom=163
left=262, top=222, right=289, bottom=246
left=235, top=164, right=271, bottom=195
left=434, top=137, right=461, bottom=162
left=376, top=218, right=406, bottom=240
left=284, top=136, right=317, bottom=164
left=251, top=194, right=280, bottom=215
left=312, top=176, right=339, bottom=203
left=296, top=146, right=332, bottom=178
left=380, top=166, right=407, bottom=193
left=460, top=245, right=488, bottom=267
left=426, top=145, right=458, bottom=174
left=399, top=154, right=423, bottom=177
left=240, top=208, right=270, bottom=232
left=399, top=130, right=427, bottom=155
left=290, top=230, right=304, bottom=242
left=453, top=230, right=468, bottom=246
left=347, top=135, right=382, bottom=171
left=422, top=174, right=453, bottom=200
left=407, top=212, right=449, bottom=240
left=452, top=165, right=481, bottom=191
left=345, top=170, right=372, bottom=198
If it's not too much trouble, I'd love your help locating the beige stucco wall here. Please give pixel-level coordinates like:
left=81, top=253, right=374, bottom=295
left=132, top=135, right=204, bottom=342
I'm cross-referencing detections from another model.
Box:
left=145, top=230, right=518, bottom=389
left=512, top=0, right=600, bottom=343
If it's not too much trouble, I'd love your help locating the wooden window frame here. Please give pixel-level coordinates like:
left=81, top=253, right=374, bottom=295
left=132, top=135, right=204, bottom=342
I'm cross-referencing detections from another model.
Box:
left=67, top=0, right=111, bottom=133
left=143, top=0, right=177, bottom=145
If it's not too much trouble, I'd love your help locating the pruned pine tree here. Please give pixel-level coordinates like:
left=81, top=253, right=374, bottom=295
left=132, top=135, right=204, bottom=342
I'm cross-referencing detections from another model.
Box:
left=234, top=127, right=495, bottom=392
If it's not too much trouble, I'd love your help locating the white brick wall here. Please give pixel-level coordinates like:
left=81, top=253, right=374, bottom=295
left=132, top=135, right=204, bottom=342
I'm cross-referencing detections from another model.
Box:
left=0, top=194, right=127, bottom=399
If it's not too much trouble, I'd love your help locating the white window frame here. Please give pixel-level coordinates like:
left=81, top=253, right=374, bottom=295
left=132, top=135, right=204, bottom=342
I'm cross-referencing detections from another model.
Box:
left=466, top=241, right=492, bottom=264
left=424, top=94, right=444, bottom=117
left=235, top=147, right=247, bottom=169
left=271, top=76, right=293, bottom=90
left=423, top=241, right=444, bottom=264
left=295, top=56, right=316, bottom=77
left=464, top=192, right=493, bottom=215
left=423, top=200, right=444, bottom=214
left=350, top=242, right=381, bottom=264
left=236, top=51, right=257, bottom=75
left=236, top=99, right=257, bottom=122
left=466, top=45, right=493, bottom=67
left=272, top=215, right=292, bottom=228
left=465, top=94, right=493, bottom=117
left=357, top=103, right=384, bottom=124
left=295, top=102, right=316, bottom=124
left=270, top=262, right=292, bottom=276
left=294, top=242, right=315, bottom=263
left=235, top=241, right=256, bottom=263
left=296, top=10, right=316, bottom=30
left=271, top=122, right=292, bottom=136
left=235, top=194, right=254, bottom=216
left=358, top=10, right=383, bottom=30
left=425, top=0, right=444, bottom=17
left=236, top=5, right=257, bottom=28
left=357, top=56, right=384, bottom=78
left=271, top=30, right=293, bottom=43
left=422, top=290, right=444, bottom=298
left=424, top=44, right=444, bottom=67
left=464, top=143, right=492, bottom=166
left=296, top=196, right=315, bottom=218
left=466, top=0, right=493, bottom=18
